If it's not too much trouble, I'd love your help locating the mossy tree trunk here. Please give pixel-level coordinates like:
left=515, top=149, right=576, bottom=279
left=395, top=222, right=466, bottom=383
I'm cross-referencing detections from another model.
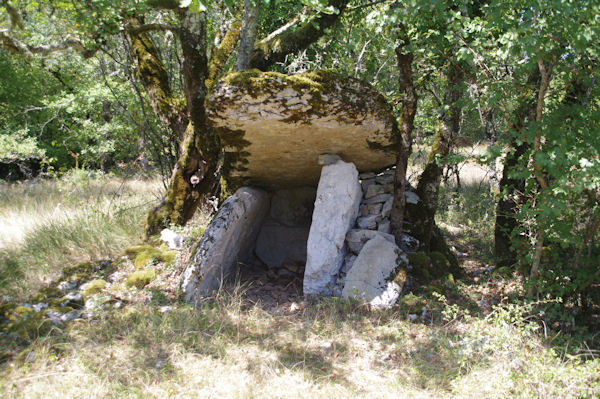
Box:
left=390, top=26, right=417, bottom=245
left=249, top=0, right=349, bottom=71
left=145, top=11, right=241, bottom=236
left=414, top=64, right=463, bottom=251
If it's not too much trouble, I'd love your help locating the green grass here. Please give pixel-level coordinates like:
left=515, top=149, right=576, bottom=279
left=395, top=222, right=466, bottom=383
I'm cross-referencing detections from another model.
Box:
left=1, top=289, right=598, bottom=398
left=1, top=168, right=599, bottom=398
left=0, top=170, right=163, bottom=299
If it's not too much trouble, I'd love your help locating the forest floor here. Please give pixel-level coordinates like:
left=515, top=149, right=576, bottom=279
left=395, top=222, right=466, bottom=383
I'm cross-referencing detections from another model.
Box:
left=0, top=166, right=599, bottom=398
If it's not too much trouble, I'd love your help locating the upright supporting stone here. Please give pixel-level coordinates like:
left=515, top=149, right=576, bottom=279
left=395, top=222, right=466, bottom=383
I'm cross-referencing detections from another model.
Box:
left=180, top=187, right=269, bottom=303
left=304, top=159, right=362, bottom=295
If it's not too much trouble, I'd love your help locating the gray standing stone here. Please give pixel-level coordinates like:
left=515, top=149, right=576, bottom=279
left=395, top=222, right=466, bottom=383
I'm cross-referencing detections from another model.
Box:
left=181, top=187, right=269, bottom=303
left=342, top=235, right=408, bottom=309
left=304, top=160, right=362, bottom=295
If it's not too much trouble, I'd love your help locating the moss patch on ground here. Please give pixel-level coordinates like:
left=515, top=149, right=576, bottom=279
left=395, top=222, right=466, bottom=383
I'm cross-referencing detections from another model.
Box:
left=126, top=270, right=156, bottom=289
left=124, top=244, right=176, bottom=269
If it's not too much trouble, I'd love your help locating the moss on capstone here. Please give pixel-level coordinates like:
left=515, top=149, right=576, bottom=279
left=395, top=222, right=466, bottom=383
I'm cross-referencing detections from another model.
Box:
left=83, top=279, right=107, bottom=296
left=126, top=270, right=156, bottom=289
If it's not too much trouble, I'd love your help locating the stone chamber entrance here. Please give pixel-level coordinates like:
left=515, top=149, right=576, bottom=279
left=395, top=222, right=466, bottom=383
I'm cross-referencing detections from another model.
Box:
left=234, top=187, right=316, bottom=308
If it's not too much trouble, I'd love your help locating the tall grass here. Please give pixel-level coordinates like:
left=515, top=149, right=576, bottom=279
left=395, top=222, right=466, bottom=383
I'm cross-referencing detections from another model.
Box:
left=0, top=170, right=163, bottom=299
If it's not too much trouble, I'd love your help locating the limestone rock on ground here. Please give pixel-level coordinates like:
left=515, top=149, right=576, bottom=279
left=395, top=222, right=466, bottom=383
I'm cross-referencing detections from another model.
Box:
left=180, top=187, right=269, bottom=303
left=207, top=70, right=397, bottom=190
left=342, top=235, right=408, bottom=309
left=304, top=159, right=362, bottom=295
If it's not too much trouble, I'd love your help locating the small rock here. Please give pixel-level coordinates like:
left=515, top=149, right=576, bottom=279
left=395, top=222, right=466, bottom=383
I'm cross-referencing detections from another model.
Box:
left=346, top=229, right=395, bottom=254
left=381, top=197, right=393, bottom=218
left=160, top=228, right=184, bottom=250
left=405, top=191, right=420, bottom=204
left=408, top=314, right=418, bottom=321
left=375, top=173, right=394, bottom=185
left=359, top=172, right=376, bottom=179
left=357, top=214, right=380, bottom=229
left=159, top=305, right=173, bottom=313
left=33, top=303, right=48, bottom=312
left=320, top=341, right=333, bottom=350
left=363, top=193, right=392, bottom=205
left=62, top=292, right=83, bottom=306
left=60, top=310, right=81, bottom=322
left=397, top=233, right=420, bottom=253
left=360, top=178, right=377, bottom=192
left=289, top=302, right=300, bottom=312
left=377, top=220, right=391, bottom=234
left=364, top=184, right=385, bottom=199
left=57, top=280, right=78, bottom=293
left=46, top=311, right=63, bottom=324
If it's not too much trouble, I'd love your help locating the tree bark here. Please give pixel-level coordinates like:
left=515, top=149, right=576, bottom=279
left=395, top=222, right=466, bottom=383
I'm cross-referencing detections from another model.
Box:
left=390, top=27, right=417, bottom=245
left=145, top=10, right=240, bottom=236
left=249, top=0, right=349, bottom=71
left=414, top=64, right=463, bottom=250
left=236, top=0, right=260, bottom=71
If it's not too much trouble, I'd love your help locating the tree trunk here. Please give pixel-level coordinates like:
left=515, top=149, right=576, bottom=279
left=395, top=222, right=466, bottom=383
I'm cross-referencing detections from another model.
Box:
left=414, top=64, right=463, bottom=251
left=390, top=27, right=417, bottom=245
left=236, top=0, right=260, bottom=71
left=249, top=0, right=349, bottom=71
left=145, top=10, right=240, bottom=236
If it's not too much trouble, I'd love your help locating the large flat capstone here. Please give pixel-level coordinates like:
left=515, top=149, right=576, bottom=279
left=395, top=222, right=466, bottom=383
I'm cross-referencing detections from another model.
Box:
left=207, top=70, right=398, bottom=190
left=180, top=187, right=269, bottom=303
left=304, top=159, right=362, bottom=295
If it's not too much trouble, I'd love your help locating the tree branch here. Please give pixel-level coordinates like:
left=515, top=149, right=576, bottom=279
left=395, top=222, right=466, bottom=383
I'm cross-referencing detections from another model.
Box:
left=0, top=30, right=97, bottom=58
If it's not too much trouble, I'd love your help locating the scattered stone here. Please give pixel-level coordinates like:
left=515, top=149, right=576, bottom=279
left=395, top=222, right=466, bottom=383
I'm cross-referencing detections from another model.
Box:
left=181, top=187, right=269, bottom=302
left=61, top=292, right=83, bottom=306
left=160, top=228, right=184, bottom=250
left=342, top=235, right=408, bottom=309
left=361, top=203, right=383, bottom=216
left=304, top=160, right=362, bottom=296
left=32, top=303, right=48, bottom=312
left=60, top=310, right=81, bottom=323
left=57, top=280, right=78, bottom=293
left=159, top=305, right=173, bottom=313
left=365, top=184, right=385, bottom=199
